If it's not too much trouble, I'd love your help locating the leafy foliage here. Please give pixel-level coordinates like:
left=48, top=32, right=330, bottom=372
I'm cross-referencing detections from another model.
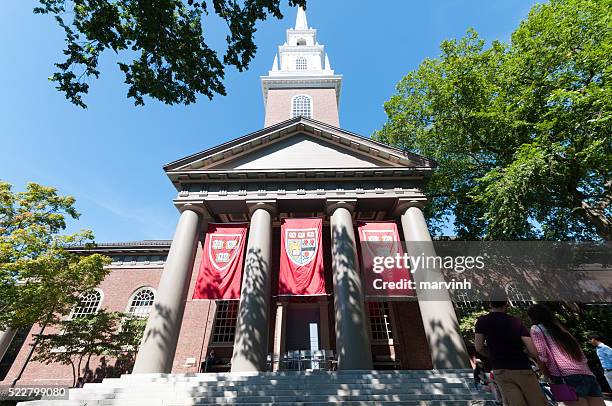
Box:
left=375, top=0, right=611, bottom=240
left=0, top=182, right=110, bottom=330
left=33, top=310, right=146, bottom=386
left=457, top=307, right=488, bottom=347
left=34, top=0, right=306, bottom=108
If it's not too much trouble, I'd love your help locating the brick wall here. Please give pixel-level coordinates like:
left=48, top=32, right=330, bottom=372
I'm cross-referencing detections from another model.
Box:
left=392, top=301, right=433, bottom=370
left=1, top=266, right=163, bottom=386
left=264, top=88, right=339, bottom=127
left=172, top=239, right=214, bottom=374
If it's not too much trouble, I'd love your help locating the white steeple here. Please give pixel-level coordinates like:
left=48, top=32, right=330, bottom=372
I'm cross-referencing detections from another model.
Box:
left=295, top=6, right=308, bottom=30
left=261, top=6, right=343, bottom=127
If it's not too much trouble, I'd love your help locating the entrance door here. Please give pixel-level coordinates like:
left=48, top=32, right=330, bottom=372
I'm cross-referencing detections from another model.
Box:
left=285, top=305, right=320, bottom=351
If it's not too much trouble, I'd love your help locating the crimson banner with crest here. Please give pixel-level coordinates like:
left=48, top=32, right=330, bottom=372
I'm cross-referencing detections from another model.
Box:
left=278, top=218, right=326, bottom=296
left=193, top=223, right=248, bottom=300
left=357, top=221, right=414, bottom=298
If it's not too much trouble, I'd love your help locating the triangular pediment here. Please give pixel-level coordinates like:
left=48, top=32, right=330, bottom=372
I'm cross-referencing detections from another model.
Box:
left=164, top=117, right=435, bottom=173
left=211, top=133, right=387, bottom=170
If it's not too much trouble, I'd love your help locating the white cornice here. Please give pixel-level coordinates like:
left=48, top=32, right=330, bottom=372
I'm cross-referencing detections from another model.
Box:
left=261, top=75, right=342, bottom=104
left=164, top=118, right=435, bottom=176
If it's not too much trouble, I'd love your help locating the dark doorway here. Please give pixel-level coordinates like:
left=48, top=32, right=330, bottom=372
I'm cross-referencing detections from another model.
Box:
left=285, top=305, right=320, bottom=351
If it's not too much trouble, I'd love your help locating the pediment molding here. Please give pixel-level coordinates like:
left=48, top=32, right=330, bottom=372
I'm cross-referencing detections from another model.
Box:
left=164, top=117, right=436, bottom=176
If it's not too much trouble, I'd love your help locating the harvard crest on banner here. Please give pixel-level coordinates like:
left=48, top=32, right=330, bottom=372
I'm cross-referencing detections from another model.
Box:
left=279, top=218, right=326, bottom=296
left=358, top=221, right=414, bottom=298
left=193, top=223, right=248, bottom=300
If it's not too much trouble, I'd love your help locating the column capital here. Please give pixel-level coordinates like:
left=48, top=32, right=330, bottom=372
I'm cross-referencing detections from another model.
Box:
left=176, top=202, right=211, bottom=217
left=325, top=199, right=357, bottom=215
left=246, top=200, right=277, bottom=216
left=392, top=197, right=428, bottom=217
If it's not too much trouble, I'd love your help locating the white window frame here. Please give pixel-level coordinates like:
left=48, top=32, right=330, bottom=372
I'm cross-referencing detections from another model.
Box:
left=506, top=283, right=533, bottom=308
left=452, top=289, right=477, bottom=311
left=367, top=301, right=395, bottom=345
left=291, top=94, right=312, bottom=119
left=295, top=56, right=307, bottom=70
left=125, top=287, right=156, bottom=318
left=70, top=289, right=103, bottom=319
left=210, top=300, right=239, bottom=347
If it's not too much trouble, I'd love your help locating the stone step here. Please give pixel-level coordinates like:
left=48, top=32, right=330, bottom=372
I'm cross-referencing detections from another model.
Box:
left=69, top=387, right=476, bottom=401
left=116, top=371, right=474, bottom=381
left=17, top=370, right=495, bottom=406
left=80, top=382, right=470, bottom=393
left=94, top=378, right=469, bottom=389
left=187, top=394, right=493, bottom=405
left=21, top=401, right=494, bottom=406
left=101, top=375, right=471, bottom=384
left=116, top=372, right=474, bottom=380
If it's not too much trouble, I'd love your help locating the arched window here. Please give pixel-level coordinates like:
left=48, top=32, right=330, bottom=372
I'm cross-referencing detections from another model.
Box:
left=296, top=38, right=306, bottom=46
left=127, top=287, right=155, bottom=318
left=291, top=95, right=312, bottom=118
left=506, top=283, right=533, bottom=308
left=295, top=57, right=307, bottom=70
left=453, top=289, right=476, bottom=311
left=71, top=289, right=103, bottom=319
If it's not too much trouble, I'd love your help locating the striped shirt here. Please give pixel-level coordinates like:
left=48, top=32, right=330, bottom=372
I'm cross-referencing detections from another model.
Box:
left=530, top=324, right=593, bottom=377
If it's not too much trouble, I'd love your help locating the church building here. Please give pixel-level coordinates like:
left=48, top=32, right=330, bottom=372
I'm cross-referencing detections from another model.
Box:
left=0, top=7, right=469, bottom=387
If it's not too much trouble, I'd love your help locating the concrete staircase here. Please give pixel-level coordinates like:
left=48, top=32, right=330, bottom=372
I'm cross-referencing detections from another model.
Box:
left=18, top=370, right=496, bottom=406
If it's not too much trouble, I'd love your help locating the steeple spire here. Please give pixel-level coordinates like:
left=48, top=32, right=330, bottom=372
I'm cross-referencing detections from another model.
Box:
left=295, top=6, right=308, bottom=30
left=261, top=5, right=342, bottom=127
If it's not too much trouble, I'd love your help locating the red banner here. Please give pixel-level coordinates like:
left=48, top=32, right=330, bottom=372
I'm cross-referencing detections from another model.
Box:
left=278, top=218, right=326, bottom=296
left=358, top=221, right=414, bottom=298
left=193, top=223, right=248, bottom=300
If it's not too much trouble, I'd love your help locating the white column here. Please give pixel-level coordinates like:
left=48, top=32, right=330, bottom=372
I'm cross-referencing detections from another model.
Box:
left=272, top=302, right=286, bottom=372
left=400, top=204, right=470, bottom=369
left=327, top=200, right=372, bottom=370
left=0, top=329, right=16, bottom=362
left=132, top=205, right=204, bottom=374
left=231, top=201, right=275, bottom=372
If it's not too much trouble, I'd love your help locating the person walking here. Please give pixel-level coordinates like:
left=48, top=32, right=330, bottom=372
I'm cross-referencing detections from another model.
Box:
left=475, top=295, right=548, bottom=406
left=587, top=332, right=612, bottom=390
left=528, top=304, right=605, bottom=406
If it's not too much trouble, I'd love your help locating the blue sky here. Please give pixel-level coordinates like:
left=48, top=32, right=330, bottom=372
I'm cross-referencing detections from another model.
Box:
left=0, top=0, right=537, bottom=242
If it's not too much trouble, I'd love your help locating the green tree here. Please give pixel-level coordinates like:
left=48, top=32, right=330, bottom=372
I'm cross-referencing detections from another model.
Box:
left=32, top=310, right=146, bottom=387
left=375, top=0, right=611, bottom=240
left=113, top=315, right=147, bottom=372
left=0, top=182, right=111, bottom=330
left=34, top=0, right=306, bottom=108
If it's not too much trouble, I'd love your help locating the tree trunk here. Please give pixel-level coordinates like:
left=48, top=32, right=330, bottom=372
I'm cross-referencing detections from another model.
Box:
left=11, top=322, right=47, bottom=387
left=85, top=353, right=92, bottom=381
left=573, top=180, right=611, bottom=240
left=577, top=199, right=611, bottom=240
left=77, top=354, right=84, bottom=384
left=70, top=360, right=76, bottom=388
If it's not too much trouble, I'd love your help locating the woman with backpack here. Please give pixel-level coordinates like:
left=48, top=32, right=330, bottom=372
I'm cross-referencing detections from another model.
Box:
left=527, top=304, right=605, bottom=406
